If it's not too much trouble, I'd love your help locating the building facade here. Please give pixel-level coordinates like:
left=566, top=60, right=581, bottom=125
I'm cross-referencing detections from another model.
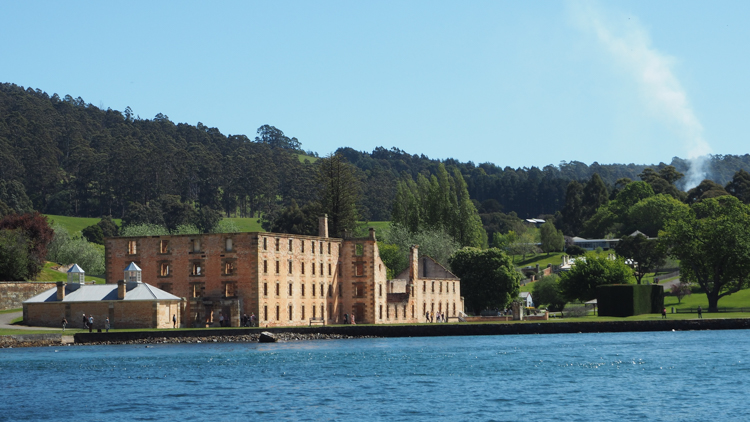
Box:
left=104, top=218, right=463, bottom=327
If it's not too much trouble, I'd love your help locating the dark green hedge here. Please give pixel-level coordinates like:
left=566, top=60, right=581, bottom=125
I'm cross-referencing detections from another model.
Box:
left=597, top=284, right=664, bottom=317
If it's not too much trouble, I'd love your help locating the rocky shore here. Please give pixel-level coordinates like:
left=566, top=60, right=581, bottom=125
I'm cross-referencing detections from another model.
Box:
left=1, top=332, right=376, bottom=348
left=5, top=317, right=750, bottom=348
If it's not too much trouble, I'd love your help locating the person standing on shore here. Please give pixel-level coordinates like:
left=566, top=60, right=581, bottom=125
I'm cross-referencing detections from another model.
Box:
left=173, top=314, right=177, bottom=328
left=105, top=317, right=110, bottom=333
left=662, top=307, right=667, bottom=319
left=88, top=315, right=94, bottom=332
left=697, top=306, right=703, bottom=319
left=250, top=313, right=256, bottom=327
left=82, top=313, right=87, bottom=329
left=62, top=318, right=67, bottom=331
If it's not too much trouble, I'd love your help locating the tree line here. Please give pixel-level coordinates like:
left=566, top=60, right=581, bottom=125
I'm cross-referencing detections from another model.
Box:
left=5, top=83, right=750, bottom=232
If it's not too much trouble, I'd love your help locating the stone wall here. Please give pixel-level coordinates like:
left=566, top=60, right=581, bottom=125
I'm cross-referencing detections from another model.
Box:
left=0, top=282, right=56, bottom=310
left=73, top=318, right=750, bottom=344
left=24, top=299, right=181, bottom=329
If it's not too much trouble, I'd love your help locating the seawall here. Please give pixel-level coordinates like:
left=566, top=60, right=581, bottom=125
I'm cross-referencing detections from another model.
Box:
left=73, top=318, right=750, bottom=344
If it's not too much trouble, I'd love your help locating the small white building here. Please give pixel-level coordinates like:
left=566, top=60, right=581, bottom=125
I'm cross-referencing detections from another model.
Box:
left=519, top=292, right=534, bottom=308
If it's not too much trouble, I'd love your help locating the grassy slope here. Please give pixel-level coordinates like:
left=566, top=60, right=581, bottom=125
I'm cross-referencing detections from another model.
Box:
left=44, top=214, right=122, bottom=234
left=44, top=215, right=394, bottom=235
left=224, top=217, right=264, bottom=232
left=666, top=288, right=750, bottom=310
left=34, top=262, right=105, bottom=284
left=298, top=154, right=319, bottom=163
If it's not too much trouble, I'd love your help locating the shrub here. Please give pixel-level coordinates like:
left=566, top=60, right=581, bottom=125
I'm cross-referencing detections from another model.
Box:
left=566, top=245, right=585, bottom=256
left=563, top=306, right=589, bottom=317
left=46, top=224, right=105, bottom=275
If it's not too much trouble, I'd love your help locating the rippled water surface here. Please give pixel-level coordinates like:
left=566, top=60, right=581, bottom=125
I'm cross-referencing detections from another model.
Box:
left=1, top=330, right=748, bottom=421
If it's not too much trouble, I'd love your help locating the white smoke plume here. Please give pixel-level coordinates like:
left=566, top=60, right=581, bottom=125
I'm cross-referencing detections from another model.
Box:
left=570, top=2, right=710, bottom=189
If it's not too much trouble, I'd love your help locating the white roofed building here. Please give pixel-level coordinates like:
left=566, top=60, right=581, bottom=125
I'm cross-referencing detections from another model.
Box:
left=23, top=262, right=183, bottom=329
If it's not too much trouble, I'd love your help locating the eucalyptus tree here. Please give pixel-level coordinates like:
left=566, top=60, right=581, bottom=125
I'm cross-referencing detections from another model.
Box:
left=661, top=196, right=750, bottom=312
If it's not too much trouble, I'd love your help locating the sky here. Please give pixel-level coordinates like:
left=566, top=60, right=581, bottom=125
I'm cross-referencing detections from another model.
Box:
left=3, top=1, right=750, bottom=180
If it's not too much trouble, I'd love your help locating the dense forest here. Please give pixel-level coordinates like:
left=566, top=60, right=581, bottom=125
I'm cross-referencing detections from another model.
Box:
left=3, top=82, right=750, bottom=228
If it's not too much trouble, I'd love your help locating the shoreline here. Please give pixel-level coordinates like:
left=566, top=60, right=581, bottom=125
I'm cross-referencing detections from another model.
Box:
left=3, top=318, right=750, bottom=348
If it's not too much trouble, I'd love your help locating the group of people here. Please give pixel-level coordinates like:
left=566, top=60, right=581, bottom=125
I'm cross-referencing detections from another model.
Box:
left=425, top=311, right=447, bottom=323
left=343, top=313, right=356, bottom=324
left=72, top=313, right=110, bottom=332
left=240, top=313, right=257, bottom=327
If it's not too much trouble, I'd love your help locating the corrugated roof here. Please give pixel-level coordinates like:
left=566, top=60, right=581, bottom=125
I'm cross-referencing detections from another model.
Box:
left=23, top=283, right=181, bottom=304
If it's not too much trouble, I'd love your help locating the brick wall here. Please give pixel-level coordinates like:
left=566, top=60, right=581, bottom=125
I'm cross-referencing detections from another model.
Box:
left=24, top=299, right=182, bottom=329
left=0, top=282, right=56, bottom=311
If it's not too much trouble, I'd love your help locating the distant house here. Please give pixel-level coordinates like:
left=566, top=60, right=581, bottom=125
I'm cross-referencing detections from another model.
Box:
left=525, top=218, right=546, bottom=227
left=570, top=231, right=656, bottom=251
left=519, top=292, right=534, bottom=307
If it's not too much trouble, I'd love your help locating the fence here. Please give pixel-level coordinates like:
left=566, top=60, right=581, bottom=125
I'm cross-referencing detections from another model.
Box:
left=654, top=270, right=680, bottom=283
left=675, top=307, right=750, bottom=313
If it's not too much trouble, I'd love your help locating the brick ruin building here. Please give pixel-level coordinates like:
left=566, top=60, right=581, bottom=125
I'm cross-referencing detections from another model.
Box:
left=104, top=216, right=463, bottom=327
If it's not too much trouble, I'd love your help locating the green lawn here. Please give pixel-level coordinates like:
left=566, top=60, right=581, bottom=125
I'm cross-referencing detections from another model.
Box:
left=665, top=287, right=750, bottom=311
left=298, top=154, right=319, bottom=163
left=357, top=221, right=391, bottom=234
left=45, top=214, right=121, bottom=234
left=33, top=262, right=105, bottom=284
left=223, top=217, right=264, bottom=232
left=513, top=252, right=566, bottom=268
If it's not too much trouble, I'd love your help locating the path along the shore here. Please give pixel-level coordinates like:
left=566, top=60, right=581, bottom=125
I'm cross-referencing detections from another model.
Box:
left=0, top=311, right=63, bottom=331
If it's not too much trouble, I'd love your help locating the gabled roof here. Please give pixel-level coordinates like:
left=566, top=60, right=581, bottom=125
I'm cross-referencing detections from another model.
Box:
left=519, top=292, right=532, bottom=298
left=67, top=264, right=85, bottom=273
left=394, top=255, right=459, bottom=281
left=23, top=283, right=181, bottom=304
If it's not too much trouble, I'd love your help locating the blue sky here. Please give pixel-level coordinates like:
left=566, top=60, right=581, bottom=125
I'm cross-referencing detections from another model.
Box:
left=3, top=1, right=749, bottom=176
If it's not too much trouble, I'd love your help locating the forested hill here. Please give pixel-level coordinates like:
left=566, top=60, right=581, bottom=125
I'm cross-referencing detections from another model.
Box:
left=3, top=82, right=750, bottom=222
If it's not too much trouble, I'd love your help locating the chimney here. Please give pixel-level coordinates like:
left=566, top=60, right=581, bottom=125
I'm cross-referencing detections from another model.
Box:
left=319, top=214, right=328, bottom=238
left=56, top=281, right=65, bottom=301
left=369, top=227, right=376, bottom=241
left=409, top=245, right=419, bottom=281
left=118, top=280, right=126, bottom=299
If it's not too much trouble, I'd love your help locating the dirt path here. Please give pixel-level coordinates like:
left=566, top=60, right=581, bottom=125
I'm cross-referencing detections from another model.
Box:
left=0, top=311, right=62, bottom=331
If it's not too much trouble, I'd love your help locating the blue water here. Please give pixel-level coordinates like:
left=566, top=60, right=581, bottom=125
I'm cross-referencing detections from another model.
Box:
left=1, top=330, right=748, bottom=421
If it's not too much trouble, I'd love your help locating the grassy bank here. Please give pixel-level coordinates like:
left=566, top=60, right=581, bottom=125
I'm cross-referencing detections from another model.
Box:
left=32, top=262, right=105, bottom=284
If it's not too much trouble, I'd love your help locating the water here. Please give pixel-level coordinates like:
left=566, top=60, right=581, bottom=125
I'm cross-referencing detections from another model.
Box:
left=1, top=330, right=748, bottom=421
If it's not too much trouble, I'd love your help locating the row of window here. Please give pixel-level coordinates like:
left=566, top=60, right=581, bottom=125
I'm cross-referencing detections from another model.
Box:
left=128, top=238, right=235, bottom=255
left=263, top=237, right=334, bottom=255
left=261, top=303, right=332, bottom=321
left=422, top=280, right=457, bottom=294
left=157, top=260, right=236, bottom=277
left=262, top=260, right=334, bottom=276
left=262, top=282, right=342, bottom=298
left=127, top=238, right=355, bottom=257
left=181, top=281, right=236, bottom=298
left=379, top=304, right=416, bottom=320
left=422, top=301, right=458, bottom=316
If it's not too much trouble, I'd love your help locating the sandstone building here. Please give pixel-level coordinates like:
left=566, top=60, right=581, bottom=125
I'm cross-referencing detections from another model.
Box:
left=23, top=263, right=182, bottom=329
left=104, top=217, right=463, bottom=327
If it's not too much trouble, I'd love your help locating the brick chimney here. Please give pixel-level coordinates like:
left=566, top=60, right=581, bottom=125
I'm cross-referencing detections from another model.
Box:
left=117, top=280, right=126, bottom=299
left=319, top=214, right=328, bottom=238
left=369, top=227, right=376, bottom=241
left=409, top=245, right=419, bottom=282
left=56, top=281, right=65, bottom=301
